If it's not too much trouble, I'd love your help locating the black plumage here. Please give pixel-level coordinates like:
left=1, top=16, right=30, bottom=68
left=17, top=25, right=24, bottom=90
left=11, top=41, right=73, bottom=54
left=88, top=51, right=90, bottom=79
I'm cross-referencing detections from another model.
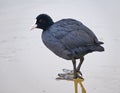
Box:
left=31, top=14, right=104, bottom=79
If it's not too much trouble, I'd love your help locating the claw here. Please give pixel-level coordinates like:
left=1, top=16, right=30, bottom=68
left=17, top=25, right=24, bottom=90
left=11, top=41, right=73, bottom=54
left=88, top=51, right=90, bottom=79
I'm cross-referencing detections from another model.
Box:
left=62, top=69, right=73, bottom=74
left=77, top=75, right=84, bottom=80
left=56, top=69, right=84, bottom=81
left=62, top=69, right=83, bottom=76
left=56, top=73, right=74, bottom=81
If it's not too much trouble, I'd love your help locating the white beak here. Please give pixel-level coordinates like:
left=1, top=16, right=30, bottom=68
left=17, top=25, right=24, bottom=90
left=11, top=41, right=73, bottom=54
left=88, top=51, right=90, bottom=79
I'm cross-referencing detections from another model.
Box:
left=30, top=24, right=37, bottom=30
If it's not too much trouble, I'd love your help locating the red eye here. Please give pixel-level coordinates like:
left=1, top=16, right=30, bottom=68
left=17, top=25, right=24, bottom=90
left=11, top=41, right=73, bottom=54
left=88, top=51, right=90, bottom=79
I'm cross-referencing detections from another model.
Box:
left=39, top=19, right=42, bottom=23
left=38, top=19, right=46, bottom=23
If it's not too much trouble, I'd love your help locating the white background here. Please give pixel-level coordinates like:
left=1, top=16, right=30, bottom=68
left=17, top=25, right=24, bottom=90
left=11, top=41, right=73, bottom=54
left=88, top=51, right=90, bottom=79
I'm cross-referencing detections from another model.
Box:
left=0, top=0, right=120, bottom=93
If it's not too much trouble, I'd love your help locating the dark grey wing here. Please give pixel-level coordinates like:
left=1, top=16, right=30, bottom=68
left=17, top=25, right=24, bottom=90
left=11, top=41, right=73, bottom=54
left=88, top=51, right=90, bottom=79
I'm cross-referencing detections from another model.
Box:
left=42, top=30, right=71, bottom=59
left=49, top=19, right=100, bottom=49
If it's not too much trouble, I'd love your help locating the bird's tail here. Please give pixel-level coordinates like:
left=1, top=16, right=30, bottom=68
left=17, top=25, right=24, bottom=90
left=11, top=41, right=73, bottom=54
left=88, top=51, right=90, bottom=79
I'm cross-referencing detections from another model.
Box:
left=95, top=45, right=104, bottom=52
left=98, top=41, right=104, bottom=45
left=89, top=45, right=104, bottom=52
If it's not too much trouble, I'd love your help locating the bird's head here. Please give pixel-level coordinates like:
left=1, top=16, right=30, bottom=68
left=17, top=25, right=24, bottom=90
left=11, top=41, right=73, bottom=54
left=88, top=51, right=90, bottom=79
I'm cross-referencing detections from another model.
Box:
left=31, top=14, right=54, bottom=31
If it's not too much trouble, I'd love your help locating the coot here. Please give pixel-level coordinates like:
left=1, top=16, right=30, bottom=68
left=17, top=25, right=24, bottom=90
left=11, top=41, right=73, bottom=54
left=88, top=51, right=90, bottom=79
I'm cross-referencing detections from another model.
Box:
left=31, top=14, right=104, bottom=79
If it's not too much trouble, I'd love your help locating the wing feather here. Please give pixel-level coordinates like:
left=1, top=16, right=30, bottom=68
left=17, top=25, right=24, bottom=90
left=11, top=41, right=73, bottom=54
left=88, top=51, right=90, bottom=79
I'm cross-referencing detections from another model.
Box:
left=49, top=19, right=99, bottom=49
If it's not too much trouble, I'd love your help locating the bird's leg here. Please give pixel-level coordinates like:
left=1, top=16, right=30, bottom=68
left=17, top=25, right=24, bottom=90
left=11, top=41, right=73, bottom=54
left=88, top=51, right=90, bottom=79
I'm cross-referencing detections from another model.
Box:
left=56, top=58, right=84, bottom=80
left=76, top=57, right=84, bottom=76
left=72, top=58, right=77, bottom=79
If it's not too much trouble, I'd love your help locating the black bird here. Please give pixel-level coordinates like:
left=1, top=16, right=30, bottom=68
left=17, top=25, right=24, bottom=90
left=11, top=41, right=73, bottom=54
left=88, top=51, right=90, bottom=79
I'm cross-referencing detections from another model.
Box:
left=31, top=14, right=104, bottom=79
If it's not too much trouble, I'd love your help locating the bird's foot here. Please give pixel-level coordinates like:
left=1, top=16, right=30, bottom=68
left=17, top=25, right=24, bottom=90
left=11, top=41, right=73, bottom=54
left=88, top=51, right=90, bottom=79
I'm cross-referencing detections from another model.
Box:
left=62, top=69, right=83, bottom=76
left=56, top=72, right=84, bottom=81
left=75, top=73, right=84, bottom=80
left=62, top=69, right=82, bottom=75
left=56, top=69, right=84, bottom=81
left=77, top=70, right=83, bottom=76
left=62, top=69, right=74, bottom=74
left=56, top=73, right=74, bottom=81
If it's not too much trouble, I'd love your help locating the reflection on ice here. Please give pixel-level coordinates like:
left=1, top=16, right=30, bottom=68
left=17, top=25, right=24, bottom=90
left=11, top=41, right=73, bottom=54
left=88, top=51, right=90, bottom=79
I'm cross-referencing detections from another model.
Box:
left=56, top=69, right=86, bottom=93
left=74, top=78, right=86, bottom=93
left=56, top=77, right=86, bottom=93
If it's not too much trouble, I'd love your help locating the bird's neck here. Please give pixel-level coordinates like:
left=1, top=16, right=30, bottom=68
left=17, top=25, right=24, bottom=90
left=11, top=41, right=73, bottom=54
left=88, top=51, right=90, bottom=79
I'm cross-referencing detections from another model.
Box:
left=43, top=21, right=54, bottom=31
